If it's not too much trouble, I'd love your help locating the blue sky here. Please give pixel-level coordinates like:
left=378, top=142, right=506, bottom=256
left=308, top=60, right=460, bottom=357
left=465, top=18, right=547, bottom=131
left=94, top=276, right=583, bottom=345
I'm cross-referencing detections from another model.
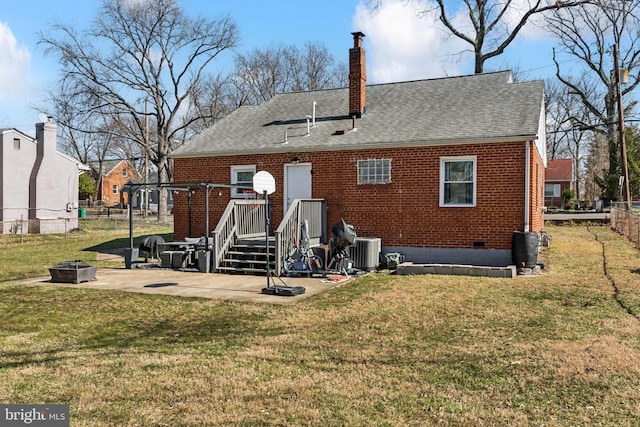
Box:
left=0, top=0, right=560, bottom=134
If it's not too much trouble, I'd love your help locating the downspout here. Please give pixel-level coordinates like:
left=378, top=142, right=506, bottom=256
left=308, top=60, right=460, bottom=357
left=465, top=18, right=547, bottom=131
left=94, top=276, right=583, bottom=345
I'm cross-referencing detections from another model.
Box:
left=524, top=140, right=531, bottom=232
left=204, top=183, right=210, bottom=254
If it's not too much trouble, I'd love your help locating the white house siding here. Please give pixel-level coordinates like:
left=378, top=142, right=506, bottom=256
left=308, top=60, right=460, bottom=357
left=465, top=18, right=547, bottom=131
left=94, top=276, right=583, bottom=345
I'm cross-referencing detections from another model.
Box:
left=1, top=129, right=34, bottom=233
left=1, top=123, right=83, bottom=234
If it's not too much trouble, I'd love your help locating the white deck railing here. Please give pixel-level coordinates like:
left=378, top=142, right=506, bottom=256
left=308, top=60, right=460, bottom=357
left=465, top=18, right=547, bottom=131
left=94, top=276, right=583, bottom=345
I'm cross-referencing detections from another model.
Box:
left=211, top=198, right=326, bottom=275
left=212, top=199, right=267, bottom=271
left=274, top=199, right=326, bottom=276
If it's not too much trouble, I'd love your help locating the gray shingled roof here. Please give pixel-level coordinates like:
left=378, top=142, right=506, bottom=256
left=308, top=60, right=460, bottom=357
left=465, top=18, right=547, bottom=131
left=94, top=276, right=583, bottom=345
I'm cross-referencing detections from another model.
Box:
left=170, top=71, right=544, bottom=158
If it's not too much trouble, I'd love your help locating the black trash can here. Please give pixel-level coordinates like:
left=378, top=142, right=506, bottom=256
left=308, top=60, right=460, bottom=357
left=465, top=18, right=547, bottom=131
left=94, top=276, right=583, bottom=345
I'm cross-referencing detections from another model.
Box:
left=512, top=231, right=539, bottom=268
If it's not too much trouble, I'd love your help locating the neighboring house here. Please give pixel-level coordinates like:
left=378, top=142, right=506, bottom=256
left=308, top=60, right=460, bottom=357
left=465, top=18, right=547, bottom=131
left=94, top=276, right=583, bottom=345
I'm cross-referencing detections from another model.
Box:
left=0, top=121, right=87, bottom=234
left=126, top=172, right=174, bottom=213
left=169, top=32, right=546, bottom=267
left=545, top=159, right=573, bottom=208
left=89, top=160, right=141, bottom=207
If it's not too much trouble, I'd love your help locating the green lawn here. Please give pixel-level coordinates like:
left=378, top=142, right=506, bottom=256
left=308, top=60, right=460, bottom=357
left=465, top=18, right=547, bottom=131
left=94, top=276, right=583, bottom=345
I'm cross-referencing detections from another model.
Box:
left=0, top=218, right=172, bottom=281
left=1, top=223, right=640, bottom=426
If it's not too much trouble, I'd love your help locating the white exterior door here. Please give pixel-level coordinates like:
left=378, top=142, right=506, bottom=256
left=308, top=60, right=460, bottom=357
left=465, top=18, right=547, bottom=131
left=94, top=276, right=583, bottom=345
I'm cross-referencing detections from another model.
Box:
left=284, top=163, right=312, bottom=212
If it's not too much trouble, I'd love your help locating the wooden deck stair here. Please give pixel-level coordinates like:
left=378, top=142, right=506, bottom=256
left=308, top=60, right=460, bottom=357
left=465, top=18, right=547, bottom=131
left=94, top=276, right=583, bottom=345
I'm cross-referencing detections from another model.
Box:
left=217, top=237, right=276, bottom=274
left=212, top=198, right=326, bottom=275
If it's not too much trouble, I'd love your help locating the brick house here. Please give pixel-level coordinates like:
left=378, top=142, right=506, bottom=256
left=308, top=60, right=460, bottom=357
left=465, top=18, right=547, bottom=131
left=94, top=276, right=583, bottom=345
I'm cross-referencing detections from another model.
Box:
left=90, top=160, right=140, bottom=207
left=1, top=121, right=87, bottom=234
left=544, top=158, right=573, bottom=208
left=169, top=32, right=546, bottom=267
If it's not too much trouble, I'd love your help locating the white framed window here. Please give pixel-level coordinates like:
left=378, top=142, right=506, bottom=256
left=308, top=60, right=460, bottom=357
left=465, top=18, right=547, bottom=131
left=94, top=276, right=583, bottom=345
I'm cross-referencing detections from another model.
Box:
left=440, top=156, right=476, bottom=207
left=545, top=184, right=561, bottom=198
left=122, top=168, right=128, bottom=177
left=112, top=185, right=119, bottom=194
left=13, top=138, right=20, bottom=150
left=231, top=165, right=256, bottom=198
left=357, top=159, right=391, bottom=184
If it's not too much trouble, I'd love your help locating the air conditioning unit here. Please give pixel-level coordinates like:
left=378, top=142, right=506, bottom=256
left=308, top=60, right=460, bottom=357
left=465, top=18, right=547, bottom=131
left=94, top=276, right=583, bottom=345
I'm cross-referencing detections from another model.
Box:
left=351, top=237, right=381, bottom=271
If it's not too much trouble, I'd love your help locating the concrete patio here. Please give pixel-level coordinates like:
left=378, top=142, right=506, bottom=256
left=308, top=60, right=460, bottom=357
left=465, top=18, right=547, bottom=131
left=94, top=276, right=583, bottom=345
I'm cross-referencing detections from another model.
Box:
left=11, top=265, right=352, bottom=305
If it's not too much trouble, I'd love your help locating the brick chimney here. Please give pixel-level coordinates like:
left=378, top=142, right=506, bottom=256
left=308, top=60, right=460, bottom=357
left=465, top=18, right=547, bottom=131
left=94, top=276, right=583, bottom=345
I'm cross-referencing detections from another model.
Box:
left=29, top=120, right=58, bottom=220
left=349, top=31, right=366, bottom=118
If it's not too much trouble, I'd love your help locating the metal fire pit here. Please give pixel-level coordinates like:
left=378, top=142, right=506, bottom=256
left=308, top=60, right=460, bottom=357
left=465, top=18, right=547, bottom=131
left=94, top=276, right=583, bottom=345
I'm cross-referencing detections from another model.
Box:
left=49, top=260, right=97, bottom=284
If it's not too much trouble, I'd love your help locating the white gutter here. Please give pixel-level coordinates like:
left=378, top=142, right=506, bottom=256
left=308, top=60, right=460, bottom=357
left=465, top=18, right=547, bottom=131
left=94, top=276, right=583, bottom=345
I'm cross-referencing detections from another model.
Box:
left=524, top=140, right=531, bottom=232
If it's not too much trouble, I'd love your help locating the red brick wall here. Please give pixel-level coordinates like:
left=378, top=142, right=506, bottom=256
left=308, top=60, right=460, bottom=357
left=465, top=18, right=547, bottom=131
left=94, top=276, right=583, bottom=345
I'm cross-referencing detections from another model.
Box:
left=349, top=32, right=366, bottom=118
left=174, top=141, right=541, bottom=250
left=544, top=181, right=571, bottom=208
left=530, top=144, right=545, bottom=232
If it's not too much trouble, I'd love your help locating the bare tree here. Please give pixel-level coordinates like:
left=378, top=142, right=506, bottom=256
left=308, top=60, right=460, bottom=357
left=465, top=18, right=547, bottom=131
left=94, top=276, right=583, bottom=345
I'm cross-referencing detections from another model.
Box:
left=230, top=41, right=346, bottom=107
left=545, top=78, right=592, bottom=201
left=546, top=80, right=573, bottom=160
left=368, top=0, right=589, bottom=74
left=231, top=45, right=291, bottom=106
left=39, top=0, right=238, bottom=220
left=547, top=0, right=640, bottom=202
left=186, top=74, right=235, bottom=135
left=43, top=77, right=131, bottom=201
left=583, top=132, right=610, bottom=205
left=626, top=125, right=640, bottom=197
left=45, top=78, right=114, bottom=164
left=437, top=0, right=597, bottom=73
left=286, top=42, right=347, bottom=91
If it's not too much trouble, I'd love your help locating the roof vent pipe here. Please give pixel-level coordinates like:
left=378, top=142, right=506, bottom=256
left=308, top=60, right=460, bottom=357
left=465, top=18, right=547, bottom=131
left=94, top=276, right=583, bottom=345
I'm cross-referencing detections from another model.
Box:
left=312, top=101, right=316, bottom=127
left=283, top=130, right=288, bottom=144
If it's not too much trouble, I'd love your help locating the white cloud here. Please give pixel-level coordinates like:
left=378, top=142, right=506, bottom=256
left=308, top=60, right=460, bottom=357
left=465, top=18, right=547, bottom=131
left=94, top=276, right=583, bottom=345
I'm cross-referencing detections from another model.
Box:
left=352, top=0, right=470, bottom=83
left=0, top=22, right=31, bottom=98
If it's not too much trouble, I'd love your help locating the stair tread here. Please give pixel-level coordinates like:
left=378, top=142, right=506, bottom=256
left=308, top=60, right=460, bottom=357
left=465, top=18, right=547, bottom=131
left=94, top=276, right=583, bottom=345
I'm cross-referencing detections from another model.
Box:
left=217, top=266, right=269, bottom=273
left=222, top=258, right=272, bottom=265
left=218, top=239, right=276, bottom=274
left=227, top=251, right=271, bottom=256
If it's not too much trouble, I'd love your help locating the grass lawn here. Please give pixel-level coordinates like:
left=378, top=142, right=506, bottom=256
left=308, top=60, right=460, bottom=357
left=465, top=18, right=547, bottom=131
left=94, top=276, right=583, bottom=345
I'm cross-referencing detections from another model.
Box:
left=1, top=223, right=640, bottom=426
left=0, top=218, right=173, bottom=282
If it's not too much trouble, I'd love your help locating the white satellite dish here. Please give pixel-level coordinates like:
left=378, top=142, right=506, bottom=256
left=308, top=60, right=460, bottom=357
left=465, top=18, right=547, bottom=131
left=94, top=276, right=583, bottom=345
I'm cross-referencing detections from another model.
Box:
left=38, top=113, right=49, bottom=123
left=253, top=171, right=275, bottom=195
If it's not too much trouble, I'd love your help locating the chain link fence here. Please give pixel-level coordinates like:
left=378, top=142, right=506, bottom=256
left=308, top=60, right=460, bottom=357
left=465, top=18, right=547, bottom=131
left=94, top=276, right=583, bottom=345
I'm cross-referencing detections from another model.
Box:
left=610, top=202, right=640, bottom=246
left=1, top=212, right=173, bottom=243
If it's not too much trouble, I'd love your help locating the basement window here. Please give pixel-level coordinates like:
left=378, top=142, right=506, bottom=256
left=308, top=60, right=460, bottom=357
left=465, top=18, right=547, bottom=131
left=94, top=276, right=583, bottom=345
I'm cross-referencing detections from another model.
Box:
left=231, top=165, right=256, bottom=198
left=440, top=156, right=476, bottom=207
left=358, top=159, right=391, bottom=184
